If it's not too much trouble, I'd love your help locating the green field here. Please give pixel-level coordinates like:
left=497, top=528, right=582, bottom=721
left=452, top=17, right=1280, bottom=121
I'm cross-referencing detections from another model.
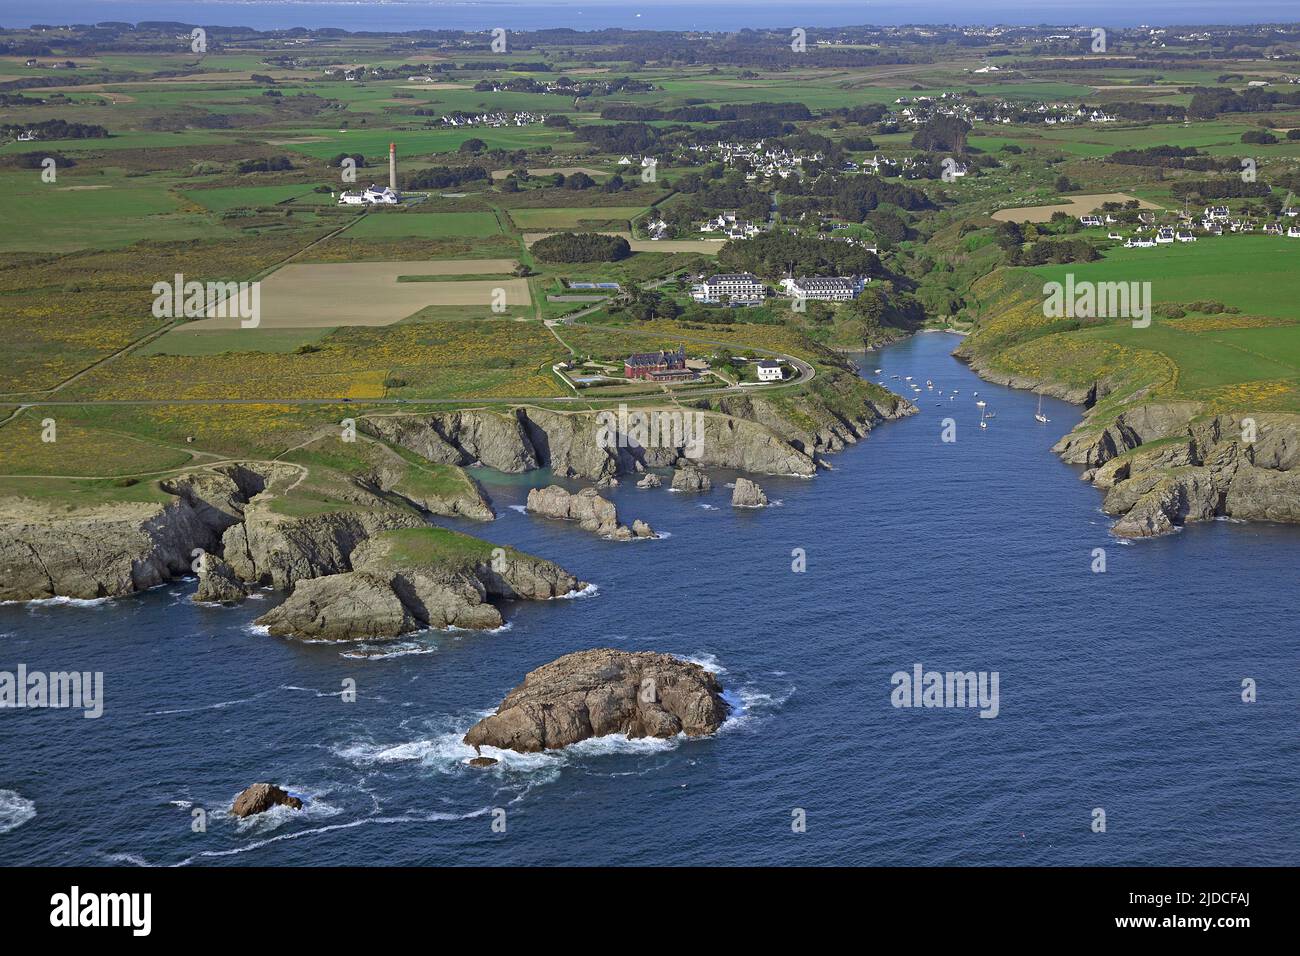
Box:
left=345, top=210, right=503, bottom=238
left=0, top=170, right=209, bottom=251
left=181, top=183, right=332, bottom=212
left=508, top=206, right=648, bottom=228
left=1032, top=237, right=1300, bottom=321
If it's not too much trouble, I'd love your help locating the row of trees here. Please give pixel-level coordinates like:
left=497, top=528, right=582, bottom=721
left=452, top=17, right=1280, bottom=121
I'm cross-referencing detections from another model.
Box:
left=403, top=164, right=489, bottom=189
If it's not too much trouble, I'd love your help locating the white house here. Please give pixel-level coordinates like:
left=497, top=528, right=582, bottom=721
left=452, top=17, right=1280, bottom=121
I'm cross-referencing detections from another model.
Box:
left=756, top=360, right=784, bottom=382
left=1079, top=215, right=1103, bottom=227
left=337, top=184, right=400, bottom=205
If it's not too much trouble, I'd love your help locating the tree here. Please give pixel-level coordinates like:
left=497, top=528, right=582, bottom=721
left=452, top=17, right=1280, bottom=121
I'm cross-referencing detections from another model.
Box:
left=531, top=232, right=631, bottom=263
left=910, top=116, right=971, bottom=154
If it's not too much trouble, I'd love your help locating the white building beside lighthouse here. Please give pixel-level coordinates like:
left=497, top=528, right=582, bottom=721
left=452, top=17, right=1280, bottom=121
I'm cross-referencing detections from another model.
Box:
left=337, top=142, right=401, bottom=205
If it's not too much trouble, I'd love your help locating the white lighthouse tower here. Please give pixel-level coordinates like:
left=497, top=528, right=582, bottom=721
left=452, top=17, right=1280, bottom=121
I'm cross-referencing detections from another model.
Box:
left=389, top=141, right=397, bottom=191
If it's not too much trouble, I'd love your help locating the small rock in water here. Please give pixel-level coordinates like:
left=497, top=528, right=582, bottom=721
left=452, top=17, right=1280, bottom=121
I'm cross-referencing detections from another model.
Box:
left=731, top=477, right=769, bottom=509
left=230, top=782, right=302, bottom=818
left=671, top=462, right=711, bottom=493
left=467, top=756, right=499, bottom=768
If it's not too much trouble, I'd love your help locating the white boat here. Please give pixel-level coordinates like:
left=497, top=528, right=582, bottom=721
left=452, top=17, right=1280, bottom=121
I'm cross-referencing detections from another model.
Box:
left=873, top=369, right=882, bottom=374
left=1035, top=391, right=1050, bottom=424
left=979, top=410, right=988, bottom=430
left=976, top=400, right=986, bottom=407
left=926, top=380, right=933, bottom=388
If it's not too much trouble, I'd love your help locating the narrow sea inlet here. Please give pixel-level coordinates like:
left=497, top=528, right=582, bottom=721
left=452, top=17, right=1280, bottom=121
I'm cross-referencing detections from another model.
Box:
left=2, top=333, right=1296, bottom=865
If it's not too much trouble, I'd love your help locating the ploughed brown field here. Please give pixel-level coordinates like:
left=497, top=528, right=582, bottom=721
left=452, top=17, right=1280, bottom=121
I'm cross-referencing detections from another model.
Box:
left=992, top=192, right=1162, bottom=223
left=182, top=260, right=529, bottom=330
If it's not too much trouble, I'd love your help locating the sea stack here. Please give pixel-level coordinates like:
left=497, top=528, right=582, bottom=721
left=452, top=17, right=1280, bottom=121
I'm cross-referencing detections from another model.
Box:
left=464, top=649, right=729, bottom=753
left=230, top=783, right=302, bottom=818
left=731, top=477, right=769, bottom=508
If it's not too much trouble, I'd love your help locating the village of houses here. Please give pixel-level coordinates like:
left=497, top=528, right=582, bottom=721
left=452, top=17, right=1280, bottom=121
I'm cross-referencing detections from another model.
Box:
left=1083, top=204, right=1300, bottom=244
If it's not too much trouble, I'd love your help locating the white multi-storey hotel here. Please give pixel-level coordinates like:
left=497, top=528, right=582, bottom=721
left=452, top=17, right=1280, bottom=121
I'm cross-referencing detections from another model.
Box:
left=691, top=273, right=767, bottom=304
left=780, top=276, right=867, bottom=301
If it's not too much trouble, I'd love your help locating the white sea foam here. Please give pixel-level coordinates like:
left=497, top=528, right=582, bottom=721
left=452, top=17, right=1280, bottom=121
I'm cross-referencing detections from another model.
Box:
left=280, top=684, right=346, bottom=699
left=103, top=852, right=149, bottom=867
left=677, top=652, right=726, bottom=674
left=3, top=595, right=113, bottom=608
left=0, top=789, right=36, bottom=834
left=150, top=689, right=273, bottom=715
left=697, top=503, right=717, bottom=511
left=178, top=807, right=489, bottom=864
left=339, top=640, right=437, bottom=660
left=508, top=504, right=528, bottom=514
left=555, top=582, right=599, bottom=600
left=244, top=623, right=271, bottom=636
left=719, top=683, right=793, bottom=735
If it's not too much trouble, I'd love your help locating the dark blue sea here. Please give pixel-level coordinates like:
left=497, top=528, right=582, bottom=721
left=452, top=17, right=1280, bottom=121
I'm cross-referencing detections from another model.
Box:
left=3, top=1, right=1298, bottom=32
left=1, top=332, right=1297, bottom=866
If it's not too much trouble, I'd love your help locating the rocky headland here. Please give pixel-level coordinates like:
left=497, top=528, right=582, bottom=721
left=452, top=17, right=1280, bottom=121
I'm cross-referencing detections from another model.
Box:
left=463, top=649, right=729, bottom=753
left=956, top=269, right=1300, bottom=538
left=0, top=360, right=914, bottom=607
left=256, top=527, right=585, bottom=640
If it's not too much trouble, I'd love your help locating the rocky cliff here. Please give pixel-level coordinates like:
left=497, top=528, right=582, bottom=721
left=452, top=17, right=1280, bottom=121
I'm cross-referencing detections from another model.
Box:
left=359, top=374, right=915, bottom=487
left=0, top=464, right=264, bottom=602
left=2, top=449, right=531, bottom=607
left=1071, top=407, right=1300, bottom=537
left=955, top=266, right=1300, bottom=538
left=255, top=527, right=585, bottom=640
left=463, top=649, right=728, bottom=753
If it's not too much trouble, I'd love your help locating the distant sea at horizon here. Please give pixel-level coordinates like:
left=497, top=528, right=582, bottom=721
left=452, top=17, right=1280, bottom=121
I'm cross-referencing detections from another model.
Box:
left=2, top=332, right=1297, bottom=866
left=3, top=1, right=1299, bottom=32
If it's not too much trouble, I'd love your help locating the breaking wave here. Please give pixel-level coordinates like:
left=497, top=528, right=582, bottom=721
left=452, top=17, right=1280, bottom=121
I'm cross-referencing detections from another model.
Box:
left=0, top=790, right=36, bottom=834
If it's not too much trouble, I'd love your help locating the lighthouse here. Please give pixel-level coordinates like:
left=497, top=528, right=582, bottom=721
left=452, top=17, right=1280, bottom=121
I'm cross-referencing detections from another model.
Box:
left=388, top=142, right=397, bottom=191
